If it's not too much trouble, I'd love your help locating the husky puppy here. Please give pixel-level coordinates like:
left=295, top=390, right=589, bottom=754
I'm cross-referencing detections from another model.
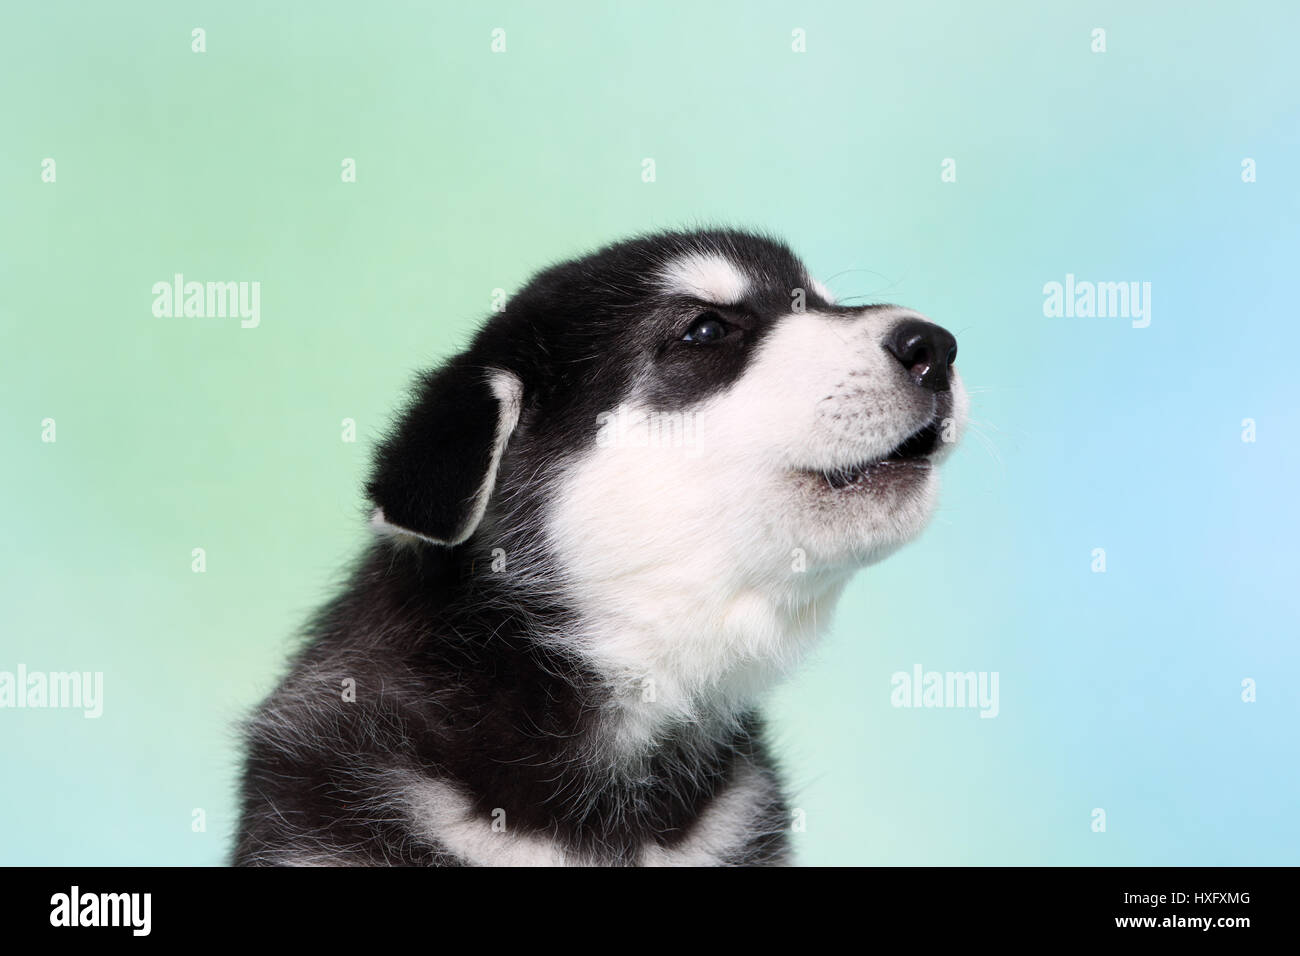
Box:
left=234, top=229, right=966, bottom=866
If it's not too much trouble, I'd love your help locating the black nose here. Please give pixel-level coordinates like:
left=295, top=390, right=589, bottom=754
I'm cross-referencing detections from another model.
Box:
left=884, top=319, right=958, bottom=392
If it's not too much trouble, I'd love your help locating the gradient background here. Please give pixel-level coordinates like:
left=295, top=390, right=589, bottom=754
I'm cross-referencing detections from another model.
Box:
left=2, top=1, right=1297, bottom=866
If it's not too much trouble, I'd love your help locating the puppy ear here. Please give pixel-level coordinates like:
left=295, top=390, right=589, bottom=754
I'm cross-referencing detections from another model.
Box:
left=366, top=364, right=523, bottom=546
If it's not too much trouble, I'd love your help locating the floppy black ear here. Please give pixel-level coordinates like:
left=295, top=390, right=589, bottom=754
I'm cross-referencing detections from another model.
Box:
left=366, top=363, right=523, bottom=546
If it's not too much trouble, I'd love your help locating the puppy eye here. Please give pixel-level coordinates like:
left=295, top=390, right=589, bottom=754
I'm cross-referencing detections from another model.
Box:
left=682, top=313, right=730, bottom=344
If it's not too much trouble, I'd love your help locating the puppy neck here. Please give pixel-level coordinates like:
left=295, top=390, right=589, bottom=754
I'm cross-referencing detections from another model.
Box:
left=558, top=564, right=852, bottom=753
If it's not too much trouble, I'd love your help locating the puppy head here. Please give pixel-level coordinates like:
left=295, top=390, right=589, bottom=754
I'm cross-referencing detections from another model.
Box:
left=368, top=230, right=966, bottom=585
left=368, top=230, right=968, bottom=711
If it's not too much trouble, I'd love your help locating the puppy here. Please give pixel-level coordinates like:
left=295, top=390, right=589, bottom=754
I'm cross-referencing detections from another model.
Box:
left=234, top=229, right=966, bottom=866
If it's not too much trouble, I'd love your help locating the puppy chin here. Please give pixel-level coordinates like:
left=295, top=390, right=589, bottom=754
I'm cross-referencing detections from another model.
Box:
left=791, top=463, right=943, bottom=571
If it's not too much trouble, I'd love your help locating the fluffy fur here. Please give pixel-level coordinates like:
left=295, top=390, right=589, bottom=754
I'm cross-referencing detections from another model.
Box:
left=234, top=229, right=966, bottom=866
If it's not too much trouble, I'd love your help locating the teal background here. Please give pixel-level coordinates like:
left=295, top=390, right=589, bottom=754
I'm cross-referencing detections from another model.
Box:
left=2, top=1, right=1297, bottom=865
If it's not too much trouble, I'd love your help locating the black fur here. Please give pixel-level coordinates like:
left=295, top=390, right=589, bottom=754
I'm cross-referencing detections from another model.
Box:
left=366, top=362, right=504, bottom=542
left=235, top=229, right=828, bottom=866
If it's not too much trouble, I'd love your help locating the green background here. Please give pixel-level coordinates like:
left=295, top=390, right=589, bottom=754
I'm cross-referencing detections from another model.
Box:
left=2, top=1, right=1297, bottom=864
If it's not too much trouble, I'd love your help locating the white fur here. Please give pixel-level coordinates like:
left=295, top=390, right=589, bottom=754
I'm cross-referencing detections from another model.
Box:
left=401, top=765, right=778, bottom=866
left=404, top=776, right=573, bottom=866
left=660, top=252, right=751, bottom=304
left=546, top=307, right=968, bottom=748
left=810, top=277, right=836, bottom=304
left=639, top=763, right=781, bottom=866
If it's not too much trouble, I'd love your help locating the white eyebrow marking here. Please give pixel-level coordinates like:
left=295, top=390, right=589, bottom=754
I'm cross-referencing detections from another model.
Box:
left=660, top=253, right=750, bottom=304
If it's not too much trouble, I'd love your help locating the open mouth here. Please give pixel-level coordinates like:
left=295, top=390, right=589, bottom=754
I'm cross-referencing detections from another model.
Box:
left=816, top=419, right=942, bottom=489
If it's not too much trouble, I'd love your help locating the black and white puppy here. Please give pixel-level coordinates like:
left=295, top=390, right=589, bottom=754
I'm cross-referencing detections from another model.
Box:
left=234, top=229, right=966, bottom=866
